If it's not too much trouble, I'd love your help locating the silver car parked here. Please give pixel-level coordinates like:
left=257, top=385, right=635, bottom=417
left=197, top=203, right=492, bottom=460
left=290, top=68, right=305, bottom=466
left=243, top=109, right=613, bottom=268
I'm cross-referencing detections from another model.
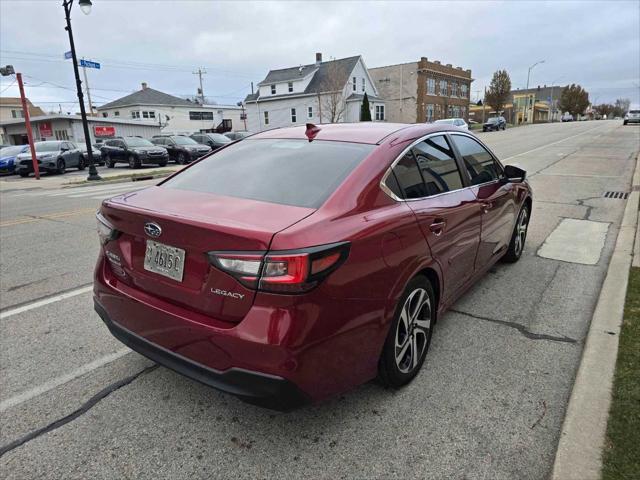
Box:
left=16, top=140, right=85, bottom=177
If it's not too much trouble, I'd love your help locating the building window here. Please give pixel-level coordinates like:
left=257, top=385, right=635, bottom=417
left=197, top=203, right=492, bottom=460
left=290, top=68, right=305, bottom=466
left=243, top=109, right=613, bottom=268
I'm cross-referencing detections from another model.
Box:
left=131, top=111, right=140, bottom=119
left=149, top=111, right=155, bottom=119
left=451, top=82, right=458, bottom=97
left=102, top=112, right=108, bottom=118
left=288, top=82, right=293, bottom=93
left=461, top=84, right=468, bottom=98
left=448, top=105, right=454, bottom=117
left=308, top=106, right=313, bottom=118
left=453, top=105, right=460, bottom=117
left=189, top=111, right=213, bottom=120
left=426, top=104, right=435, bottom=122
left=142, top=111, right=149, bottom=119
left=461, top=106, right=466, bottom=118
left=291, top=108, right=297, bottom=123
left=427, top=78, right=435, bottom=95
left=270, top=84, right=276, bottom=95
left=11, top=109, right=24, bottom=119
left=375, top=105, right=385, bottom=121
left=361, top=78, right=365, bottom=92
left=114, top=111, right=120, bottom=117
left=264, top=111, right=269, bottom=125
left=352, top=76, right=357, bottom=92
left=439, top=80, right=448, bottom=96
left=54, top=130, right=69, bottom=140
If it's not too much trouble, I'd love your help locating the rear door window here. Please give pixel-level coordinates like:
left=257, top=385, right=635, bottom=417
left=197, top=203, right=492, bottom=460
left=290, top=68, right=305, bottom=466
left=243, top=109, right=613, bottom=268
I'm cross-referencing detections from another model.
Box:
left=450, top=134, right=503, bottom=185
left=411, top=135, right=464, bottom=195
left=162, top=139, right=374, bottom=208
left=391, top=152, right=427, bottom=199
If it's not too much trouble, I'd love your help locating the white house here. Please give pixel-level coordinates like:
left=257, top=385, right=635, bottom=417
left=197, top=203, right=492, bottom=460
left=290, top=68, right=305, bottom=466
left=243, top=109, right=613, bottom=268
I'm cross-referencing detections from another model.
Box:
left=97, top=83, right=246, bottom=134
left=244, top=53, right=385, bottom=132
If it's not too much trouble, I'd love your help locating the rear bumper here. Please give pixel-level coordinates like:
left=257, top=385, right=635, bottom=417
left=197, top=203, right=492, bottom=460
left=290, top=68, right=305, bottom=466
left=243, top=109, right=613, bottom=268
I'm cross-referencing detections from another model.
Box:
left=624, top=118, right=640, bottom=124
left=94, top=299, right=309, bottom=411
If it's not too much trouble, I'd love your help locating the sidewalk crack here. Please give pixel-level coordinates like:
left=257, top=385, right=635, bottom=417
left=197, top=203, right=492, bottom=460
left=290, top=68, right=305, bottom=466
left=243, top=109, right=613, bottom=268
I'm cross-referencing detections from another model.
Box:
left=450, top=309, right=577, bottom=344
left=0, top=364, right=158, bottom=458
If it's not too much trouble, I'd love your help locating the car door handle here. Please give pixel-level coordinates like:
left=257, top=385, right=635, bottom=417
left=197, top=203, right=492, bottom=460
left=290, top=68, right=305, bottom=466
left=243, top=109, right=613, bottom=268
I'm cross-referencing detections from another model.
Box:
left=429, top=219, right=446, bottom=236
left=482, top=202, right=494, bottom=213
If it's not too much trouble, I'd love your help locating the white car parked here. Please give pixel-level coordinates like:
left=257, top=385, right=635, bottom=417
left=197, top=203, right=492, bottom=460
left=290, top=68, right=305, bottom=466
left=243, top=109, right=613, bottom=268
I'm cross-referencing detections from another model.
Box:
left=433, top=118, right=469, bottom=130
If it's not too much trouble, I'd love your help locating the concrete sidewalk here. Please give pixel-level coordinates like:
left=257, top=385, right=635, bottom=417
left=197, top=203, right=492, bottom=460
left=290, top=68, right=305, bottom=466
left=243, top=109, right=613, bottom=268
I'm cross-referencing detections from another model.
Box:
left=551, top=153, right=640, bottom=480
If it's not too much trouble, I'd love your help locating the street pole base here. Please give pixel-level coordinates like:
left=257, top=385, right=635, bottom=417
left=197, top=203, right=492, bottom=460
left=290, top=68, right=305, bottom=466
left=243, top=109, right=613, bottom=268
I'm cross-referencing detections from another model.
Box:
left=87, top=173, right=103, bottom=181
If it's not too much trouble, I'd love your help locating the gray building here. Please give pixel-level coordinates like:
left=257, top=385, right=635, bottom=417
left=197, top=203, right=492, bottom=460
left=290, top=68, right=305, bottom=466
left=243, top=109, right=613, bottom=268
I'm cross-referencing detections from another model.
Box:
left=510, top=85, right=564, bottom=122
left=0, top=114, right=161, bottom=146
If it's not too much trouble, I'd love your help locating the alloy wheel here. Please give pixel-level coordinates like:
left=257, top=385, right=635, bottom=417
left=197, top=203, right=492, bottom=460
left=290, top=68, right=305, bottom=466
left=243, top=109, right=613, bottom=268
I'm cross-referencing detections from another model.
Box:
left=514, top=208, right=528, bottom=256
left=395, top=288, right=431, bottom=374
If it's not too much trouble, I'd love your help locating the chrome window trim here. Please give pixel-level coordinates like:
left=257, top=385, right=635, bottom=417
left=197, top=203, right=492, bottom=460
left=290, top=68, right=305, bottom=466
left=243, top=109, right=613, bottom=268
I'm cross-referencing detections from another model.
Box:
left=380, top=130, right=479, bottom=202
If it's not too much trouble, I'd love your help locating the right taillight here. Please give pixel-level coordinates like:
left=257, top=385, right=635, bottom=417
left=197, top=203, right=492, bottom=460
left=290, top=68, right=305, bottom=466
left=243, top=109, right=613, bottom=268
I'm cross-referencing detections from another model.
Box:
left=208, top=242, right=350, bottom=294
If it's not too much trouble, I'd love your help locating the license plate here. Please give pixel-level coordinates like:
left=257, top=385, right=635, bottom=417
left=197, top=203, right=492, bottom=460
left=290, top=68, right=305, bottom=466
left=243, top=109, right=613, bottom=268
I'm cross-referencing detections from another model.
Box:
left=144, top=240, right=185, bottom=282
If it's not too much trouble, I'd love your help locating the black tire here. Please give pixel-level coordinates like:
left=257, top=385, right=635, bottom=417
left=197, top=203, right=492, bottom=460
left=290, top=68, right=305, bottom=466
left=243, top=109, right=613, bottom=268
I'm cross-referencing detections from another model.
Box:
left=105, top=154, right=115, bottom=168
left=378, top=276, right=435, bottom=388
left=158, top=160, right=168, bottom=167
left=176, top=152, right=187, bottom=165
left=19, top=171, right=29, bottom=178
left=502, top=124, right=506, bottom=130
left=128, top=154, right=141, bottom=169
left=56, top=159, right=66, bottom=174
left=502, top=203, right=530, bottom=263
left=624, top=121, right=628, bottom=125
left=78, top=157, right=86, bottom=170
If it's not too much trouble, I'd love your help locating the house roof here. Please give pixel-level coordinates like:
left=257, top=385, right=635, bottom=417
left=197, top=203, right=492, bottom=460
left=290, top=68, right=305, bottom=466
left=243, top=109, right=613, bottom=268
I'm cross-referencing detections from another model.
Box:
left=346, top=93, right=384, bottom=102
left=0, top=114, right=159, bottom=127
left=245, top=56, right=362, bottom=103
left=0, top=97, right=45, bottom=116
left=98, top=87, right=196, bottom=110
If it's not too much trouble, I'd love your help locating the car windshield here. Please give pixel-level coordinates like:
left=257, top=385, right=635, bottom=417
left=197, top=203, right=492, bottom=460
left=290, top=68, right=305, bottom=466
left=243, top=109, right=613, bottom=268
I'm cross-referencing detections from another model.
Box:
left=0, top=146, right=25, bottom=156
left=35, top=142, right=61, bottom=152
left=434, top=119, right=455, bottom=124
left=207, top=133, right=231, bottom=144
left=630, top=110, right=640, bottom=114
left=487, top=118, right=500, bottom=124
left=125, top=137, right=154, bottom=147
left=172, top=136, right=198, bottom=145
left=162, top=139, right=375, bottom=208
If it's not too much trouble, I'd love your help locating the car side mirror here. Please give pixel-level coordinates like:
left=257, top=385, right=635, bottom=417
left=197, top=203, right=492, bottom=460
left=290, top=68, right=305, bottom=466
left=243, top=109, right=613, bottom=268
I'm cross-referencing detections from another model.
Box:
left=504, top=164, right=526, bottom=182
left=60, top=147, right=69, bottom=152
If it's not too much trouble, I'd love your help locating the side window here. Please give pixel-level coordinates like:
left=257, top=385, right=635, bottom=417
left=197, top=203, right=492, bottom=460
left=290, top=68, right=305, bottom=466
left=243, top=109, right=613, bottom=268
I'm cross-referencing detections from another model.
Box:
left=391, top=152, right=427, bottom=199
left=450, top=135, right=502, bottom=185
left=411, top=135, right=464, bottom=196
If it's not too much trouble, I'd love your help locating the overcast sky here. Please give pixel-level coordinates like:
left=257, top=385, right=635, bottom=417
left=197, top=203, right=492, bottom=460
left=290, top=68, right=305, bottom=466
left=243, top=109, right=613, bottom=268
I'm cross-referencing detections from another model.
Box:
left=1, top=0, right=638, bottom=112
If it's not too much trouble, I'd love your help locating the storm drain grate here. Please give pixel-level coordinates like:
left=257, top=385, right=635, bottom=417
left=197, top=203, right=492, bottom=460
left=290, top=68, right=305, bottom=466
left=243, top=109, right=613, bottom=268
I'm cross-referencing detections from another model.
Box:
left=603, top=191, right=629, bottom=199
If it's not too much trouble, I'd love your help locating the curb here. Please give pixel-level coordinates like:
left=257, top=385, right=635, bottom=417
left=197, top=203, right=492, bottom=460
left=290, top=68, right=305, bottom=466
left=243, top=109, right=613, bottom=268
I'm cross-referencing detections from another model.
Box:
left=551, top=153, right=640, bottom=480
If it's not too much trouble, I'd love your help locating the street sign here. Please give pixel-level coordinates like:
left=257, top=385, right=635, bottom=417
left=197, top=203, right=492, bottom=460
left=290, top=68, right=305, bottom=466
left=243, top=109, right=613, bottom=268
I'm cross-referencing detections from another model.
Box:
left=64, top=51, right=72, bottom=60
left=80, top=59, right=100, bottom=69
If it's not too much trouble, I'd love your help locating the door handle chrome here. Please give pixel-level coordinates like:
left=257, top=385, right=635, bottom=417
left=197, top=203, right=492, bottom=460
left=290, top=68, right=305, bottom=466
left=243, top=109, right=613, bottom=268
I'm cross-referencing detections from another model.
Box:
left=482, top=202, right=494, bottom=213
left=429, top=219, right=446, bottom=236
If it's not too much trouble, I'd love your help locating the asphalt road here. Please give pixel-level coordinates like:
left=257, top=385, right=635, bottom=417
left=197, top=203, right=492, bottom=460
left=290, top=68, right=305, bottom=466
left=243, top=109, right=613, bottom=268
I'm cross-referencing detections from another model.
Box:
left=1, top=121, right=639, bottom=479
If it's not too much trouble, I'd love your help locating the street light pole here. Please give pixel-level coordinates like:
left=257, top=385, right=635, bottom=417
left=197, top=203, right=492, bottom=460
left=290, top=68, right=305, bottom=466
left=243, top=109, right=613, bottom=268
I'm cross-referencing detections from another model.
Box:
left=62, top=0, right=101, bottom=181
left=524, top=60, right=544, bottom=123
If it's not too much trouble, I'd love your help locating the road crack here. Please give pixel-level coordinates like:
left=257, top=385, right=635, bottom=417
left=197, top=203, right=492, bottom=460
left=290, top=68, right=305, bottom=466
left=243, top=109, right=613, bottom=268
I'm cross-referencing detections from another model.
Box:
left=450, top=309, right=577, bottom=344
left=0, top=365, right=158, bottom=458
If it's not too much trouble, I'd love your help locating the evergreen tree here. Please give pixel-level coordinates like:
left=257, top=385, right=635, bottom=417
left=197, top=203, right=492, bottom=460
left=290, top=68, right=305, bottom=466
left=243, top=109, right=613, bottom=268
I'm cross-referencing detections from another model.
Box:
left=360, top=93, right=372, bottom=121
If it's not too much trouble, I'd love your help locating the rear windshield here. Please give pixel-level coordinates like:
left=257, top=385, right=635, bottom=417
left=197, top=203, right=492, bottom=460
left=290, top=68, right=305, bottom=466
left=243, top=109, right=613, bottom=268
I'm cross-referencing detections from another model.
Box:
left=162, top=139, right=374, bottom=208
left=0, top=146, right=25, bottom=156
left=173, top=136, right=197, bottom=145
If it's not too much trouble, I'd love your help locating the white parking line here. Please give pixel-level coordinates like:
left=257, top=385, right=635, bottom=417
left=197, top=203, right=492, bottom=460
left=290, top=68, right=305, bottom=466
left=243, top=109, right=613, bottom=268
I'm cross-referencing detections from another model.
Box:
left=502, top=124, right=606, bottom=162
left=0, top=348, right=130, bottom=412
left=0, top=285, right=93, bottom=320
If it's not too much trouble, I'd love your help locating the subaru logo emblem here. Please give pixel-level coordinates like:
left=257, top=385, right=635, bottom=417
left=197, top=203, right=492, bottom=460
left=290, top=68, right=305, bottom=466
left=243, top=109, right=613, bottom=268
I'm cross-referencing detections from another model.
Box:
left=144, top=222, right=162, bottom=238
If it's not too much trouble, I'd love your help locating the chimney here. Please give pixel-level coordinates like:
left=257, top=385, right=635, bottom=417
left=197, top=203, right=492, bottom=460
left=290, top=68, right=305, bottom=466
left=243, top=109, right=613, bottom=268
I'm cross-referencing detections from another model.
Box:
left=315, top=53, right=322, bottom=65
left=446, top=63, right=452, bottom=68
left=141, top=82, right=148, bottom=90
left=434, top=60, right=441, bottom=65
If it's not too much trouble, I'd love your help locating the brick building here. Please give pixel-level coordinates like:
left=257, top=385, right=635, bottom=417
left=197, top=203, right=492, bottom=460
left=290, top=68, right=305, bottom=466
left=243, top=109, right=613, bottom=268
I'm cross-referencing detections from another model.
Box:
left=369, top=57, right=473, bottom=123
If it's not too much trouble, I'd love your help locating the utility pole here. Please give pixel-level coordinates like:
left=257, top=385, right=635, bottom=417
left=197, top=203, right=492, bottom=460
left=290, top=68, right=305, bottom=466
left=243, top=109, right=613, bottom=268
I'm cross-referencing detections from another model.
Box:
left=81, top=57, right=94, bottom=115
left=482, top=86, right=486, bottom=124
left=193, top=67, right=207, bottom=104
left=16, top=72, right=40, bottom=180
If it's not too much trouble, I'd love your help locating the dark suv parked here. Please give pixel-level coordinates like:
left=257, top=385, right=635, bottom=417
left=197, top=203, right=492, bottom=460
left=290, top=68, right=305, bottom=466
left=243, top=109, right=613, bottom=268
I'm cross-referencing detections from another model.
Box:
left=151, top=135, right=211, bottom=165
left=190, top=132, right=232, bottom=151
left=100, top=137, right=169, bottom=169
left=482, top=116, right=507, bottom=132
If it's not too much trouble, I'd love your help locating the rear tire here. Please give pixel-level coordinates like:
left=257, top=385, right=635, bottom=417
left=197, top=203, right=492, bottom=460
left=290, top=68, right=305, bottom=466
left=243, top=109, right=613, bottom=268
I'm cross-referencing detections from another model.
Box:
left=378, top=276, right=435, bottom=388
left=158, top=160, right=168, bottom=167
left=502, top=203, right=530, bottom=263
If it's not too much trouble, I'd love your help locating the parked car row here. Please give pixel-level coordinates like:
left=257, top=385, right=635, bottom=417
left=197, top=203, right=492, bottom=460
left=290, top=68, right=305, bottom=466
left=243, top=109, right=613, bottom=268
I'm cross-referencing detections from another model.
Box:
left=2, top=131, right=251, bottom=176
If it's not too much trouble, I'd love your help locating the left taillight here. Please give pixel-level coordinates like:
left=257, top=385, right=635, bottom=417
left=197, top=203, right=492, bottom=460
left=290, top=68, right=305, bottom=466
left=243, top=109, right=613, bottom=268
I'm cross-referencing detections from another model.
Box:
left=208, top=242, right=350, bottom=294
left=96, top=211, right=119, bottom=245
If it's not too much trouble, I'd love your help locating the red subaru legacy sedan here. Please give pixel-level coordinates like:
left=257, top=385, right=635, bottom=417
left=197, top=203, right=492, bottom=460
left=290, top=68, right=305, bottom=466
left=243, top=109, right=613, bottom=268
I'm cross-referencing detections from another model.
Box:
left=94, top=123, right=532, bottom=411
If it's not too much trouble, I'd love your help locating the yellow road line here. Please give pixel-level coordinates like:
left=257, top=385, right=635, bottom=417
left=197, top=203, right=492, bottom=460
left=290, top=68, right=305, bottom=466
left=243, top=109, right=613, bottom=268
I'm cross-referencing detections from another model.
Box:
left=0, top=208, right=96, bottom=227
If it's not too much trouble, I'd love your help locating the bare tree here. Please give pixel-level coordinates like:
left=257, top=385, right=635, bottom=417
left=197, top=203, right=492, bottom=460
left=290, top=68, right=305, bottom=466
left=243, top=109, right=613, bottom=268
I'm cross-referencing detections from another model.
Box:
left=320, top=60, right=347, bottom=123
left=485, top=69, right=512, bottom=114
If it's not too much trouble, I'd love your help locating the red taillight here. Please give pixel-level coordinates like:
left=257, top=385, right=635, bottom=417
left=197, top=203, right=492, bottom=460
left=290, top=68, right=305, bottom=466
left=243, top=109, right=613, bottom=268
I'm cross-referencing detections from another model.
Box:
left=208, top=242, right=349, bottom=294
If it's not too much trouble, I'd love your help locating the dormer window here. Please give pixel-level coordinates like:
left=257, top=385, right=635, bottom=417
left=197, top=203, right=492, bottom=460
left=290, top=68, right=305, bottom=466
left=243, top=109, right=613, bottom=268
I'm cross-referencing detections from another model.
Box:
left=361, top=78, right=365, bottom=92
left=352, top=77, right=356, bottom=92
left=288, top=82, right=293, bottom=93
left=270, top=85, right=276, bottom=95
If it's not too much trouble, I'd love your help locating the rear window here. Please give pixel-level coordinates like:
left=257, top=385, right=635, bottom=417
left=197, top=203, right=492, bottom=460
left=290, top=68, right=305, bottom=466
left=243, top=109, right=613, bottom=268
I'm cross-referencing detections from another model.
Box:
left=162, top=139, right=374, bottom=208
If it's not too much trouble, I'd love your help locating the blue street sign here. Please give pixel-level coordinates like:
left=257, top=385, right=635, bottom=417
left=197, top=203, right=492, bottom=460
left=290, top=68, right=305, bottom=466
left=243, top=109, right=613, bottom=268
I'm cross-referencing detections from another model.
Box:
left=79, top=59, right=100, bottom=70
left=64, top=51, right=72, bottom=60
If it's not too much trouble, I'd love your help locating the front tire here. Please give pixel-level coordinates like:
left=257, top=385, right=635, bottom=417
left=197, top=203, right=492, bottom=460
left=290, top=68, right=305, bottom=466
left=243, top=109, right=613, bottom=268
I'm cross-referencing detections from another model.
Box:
left=19, top=171, right=29, bottom=178
left=502, top=203, right=530, bottom=263
left=176, top=152, right=187, bottom=165
left=379, top=276, right=435, bottom=388
left=105, top=154, right=115, bottom=168
left=56, top=159, right=66, bottom=174
left=78, top=157, right=86, bottom=170
left=128, top=154, right=141, bottom=169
